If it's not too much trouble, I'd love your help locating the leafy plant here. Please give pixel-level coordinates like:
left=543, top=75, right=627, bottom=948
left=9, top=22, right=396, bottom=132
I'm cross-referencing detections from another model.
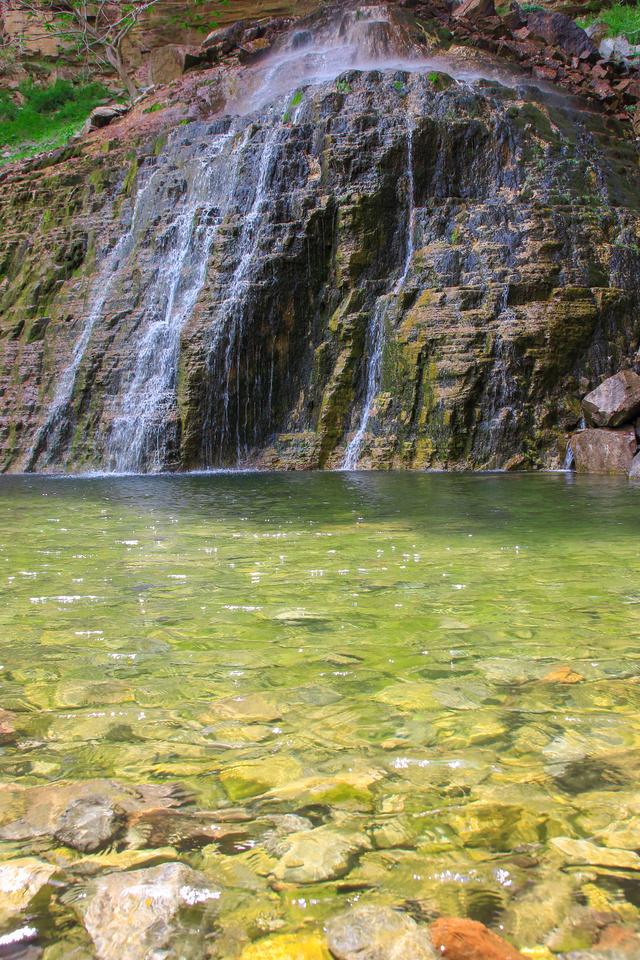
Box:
left=577, top=2, right=640, bottom=43
left=0, top=78, right=109, bottom=166
left=336, top=79, right=352, bottom=94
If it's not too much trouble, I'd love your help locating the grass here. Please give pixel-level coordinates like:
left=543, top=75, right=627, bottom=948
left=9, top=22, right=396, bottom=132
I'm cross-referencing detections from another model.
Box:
left=0, top=78, right=111, bottom=167
left=577, top=2, right=640, bottom=43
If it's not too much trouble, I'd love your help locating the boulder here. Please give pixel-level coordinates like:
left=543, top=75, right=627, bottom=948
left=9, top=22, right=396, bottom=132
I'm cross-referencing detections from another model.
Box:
left=84, top=104, right=129, bottom=134
left=570, top=427, right=637, bottom=475
left=77, top=863, right=220, bottom=960
left=149, top=45, right=204, bottom=85
left=430, top=918, right=525, bottom=960
left=582, top=370, right=640, bottom=427
left=600, top=36, right=640, bottom=65
left=526, top=11, right=597, bottom=59
left=202, top=19, right=258, bottom=55
left=453, top=0, right=496, bottom=20
left=630, top=452, right=640, bottom=478
left=325, top=905, right=437, bottom=960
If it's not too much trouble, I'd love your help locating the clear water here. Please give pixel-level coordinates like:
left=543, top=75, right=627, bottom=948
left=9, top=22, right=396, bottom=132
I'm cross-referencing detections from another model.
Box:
left=2, top=473, right=640, bottom=953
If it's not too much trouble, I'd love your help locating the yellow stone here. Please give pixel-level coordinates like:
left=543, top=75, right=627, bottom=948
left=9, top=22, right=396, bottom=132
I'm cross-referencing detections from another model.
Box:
left=240, top=933, right=330, bottom=960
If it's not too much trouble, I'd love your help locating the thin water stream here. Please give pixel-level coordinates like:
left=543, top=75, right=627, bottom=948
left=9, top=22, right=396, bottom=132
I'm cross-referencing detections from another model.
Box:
left=1, top=473, right=640, bottom=954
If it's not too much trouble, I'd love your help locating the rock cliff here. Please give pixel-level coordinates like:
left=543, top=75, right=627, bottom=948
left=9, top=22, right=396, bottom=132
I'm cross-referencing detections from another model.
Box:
left=1, top=3, right=639, bottom=472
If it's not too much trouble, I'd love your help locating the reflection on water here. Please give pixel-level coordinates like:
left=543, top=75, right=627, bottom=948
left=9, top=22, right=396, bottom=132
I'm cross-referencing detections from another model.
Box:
left=1, top=472, right=640, bottom=954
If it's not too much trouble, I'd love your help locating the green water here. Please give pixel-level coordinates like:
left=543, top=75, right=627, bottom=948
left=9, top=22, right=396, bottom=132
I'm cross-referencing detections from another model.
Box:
left=2, top=472, right=640, bottom=954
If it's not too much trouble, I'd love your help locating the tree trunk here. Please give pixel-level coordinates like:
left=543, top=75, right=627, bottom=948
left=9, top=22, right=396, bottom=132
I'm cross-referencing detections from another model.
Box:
left=104, top=42, right=138, bottom=101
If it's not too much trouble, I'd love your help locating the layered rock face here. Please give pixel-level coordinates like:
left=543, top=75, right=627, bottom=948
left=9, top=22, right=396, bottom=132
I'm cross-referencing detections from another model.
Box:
left=1, top=6, right=639, bottom=472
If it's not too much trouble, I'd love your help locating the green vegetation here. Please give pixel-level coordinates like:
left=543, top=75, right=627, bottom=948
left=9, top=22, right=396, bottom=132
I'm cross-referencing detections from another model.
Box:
left=577, top=2, right=640, bottom=43
left=283, top=89, right=304, bottom=122
left=0, top=78, right=110, bottom=166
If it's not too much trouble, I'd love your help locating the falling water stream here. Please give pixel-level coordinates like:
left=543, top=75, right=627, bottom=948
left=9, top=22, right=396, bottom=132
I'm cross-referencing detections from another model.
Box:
left=343, top=122, right=416, bottom=469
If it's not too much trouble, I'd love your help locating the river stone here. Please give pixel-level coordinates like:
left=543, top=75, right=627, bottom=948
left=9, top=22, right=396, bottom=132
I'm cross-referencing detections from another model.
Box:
left=0, top=779, right=189, bottom=843
left=53, top=797, right=125, bottom=853
left=78, top=862, right=220, bottom=960
left=551, top=837, right=640, bottom=870
left=220, top=756, right=302, bottom=801
left=430, top=917, right=525, bottom=959
left=570, top=428, right=637, bottom=475
left=0, top=857, right=57, bottom=924
left=272, top=825, right=371, bottom=883
left=325, top=905, right=436, bottom=960
left=582, top=371, right=640, bottom=428
left=240, top=933, right=330, bottom=959
left=446, top=802, right=545, bottom=850
left=0, top=707, right=17, bottom=743
left=201, top=692, right=282, bottom=723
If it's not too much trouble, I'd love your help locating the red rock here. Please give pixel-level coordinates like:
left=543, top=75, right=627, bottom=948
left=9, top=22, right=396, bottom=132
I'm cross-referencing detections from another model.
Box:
left=0, top=707, right=17, bottom=743
left=571, top=427, right=637, bottom=475
left=430, top=918, right=525, bottom=960
left=453, top=0, right=496, bottom=22
left=542, top=665, right=584, bottom=684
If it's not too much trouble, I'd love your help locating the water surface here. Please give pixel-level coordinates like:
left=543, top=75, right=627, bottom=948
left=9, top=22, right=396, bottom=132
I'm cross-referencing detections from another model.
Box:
left=2, top=472, right=640, bottom=952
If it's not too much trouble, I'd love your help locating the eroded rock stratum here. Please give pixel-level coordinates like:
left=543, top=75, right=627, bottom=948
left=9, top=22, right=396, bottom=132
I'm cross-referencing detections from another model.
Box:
left=1, top=5, right=639, bottom=473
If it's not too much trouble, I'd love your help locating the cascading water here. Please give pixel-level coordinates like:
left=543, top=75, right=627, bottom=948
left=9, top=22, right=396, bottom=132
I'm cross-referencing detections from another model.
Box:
left=25, top=164, right=166, bottom=471
left=219, top=116, right=285, bottom=462
left=106, top=128, right=241, bottom=472
left=342, top=121, right=416, bottom=470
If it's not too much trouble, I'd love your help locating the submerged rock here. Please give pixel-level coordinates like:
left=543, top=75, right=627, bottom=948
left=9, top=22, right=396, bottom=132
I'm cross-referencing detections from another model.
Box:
left=240, top=933, right=330, bottom=959
left=325, top=904, right=436, bottom=960
left=53, top=796, right=125, bottom=853
left=0, top=706, right=17, bottom=743
left=77, top=863, right=220, bottom=960
left=220, top=756, right=302, bottom=801
left=429, top=918, right=525, bottom=960
left=0, top=857, right=57, bottom=925
left=582, top=371, right=640, bottom=429
left=272, top=825, right=371, bottom=884
left=551, top=837, right=640, bottom=870
left=0, top=779, right=189, bottom=844
left=570, top=428, right=637, bottom=475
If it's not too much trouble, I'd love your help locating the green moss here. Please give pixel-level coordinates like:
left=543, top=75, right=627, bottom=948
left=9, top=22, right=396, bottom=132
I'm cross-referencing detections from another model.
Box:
left=122, top=155, right=139, bottom=195
left=143, top=102, right=167, bottom=114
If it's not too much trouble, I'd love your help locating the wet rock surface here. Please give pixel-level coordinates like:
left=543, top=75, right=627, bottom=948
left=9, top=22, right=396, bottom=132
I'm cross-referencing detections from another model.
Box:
left=77, top=862, right=220, bottom=960
left=430, top=917, right=525, bottom=959
left=325, top=904, right=437, bottom=959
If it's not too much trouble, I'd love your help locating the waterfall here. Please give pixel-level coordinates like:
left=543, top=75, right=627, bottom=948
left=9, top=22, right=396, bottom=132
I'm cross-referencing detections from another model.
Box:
left=25, top=164, right=165, bottom=470
left=342, top=122, right=415, bottom=470
left=202, top=103, right=286, bottom=466
left=106, top=129, right=240, bottom=472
